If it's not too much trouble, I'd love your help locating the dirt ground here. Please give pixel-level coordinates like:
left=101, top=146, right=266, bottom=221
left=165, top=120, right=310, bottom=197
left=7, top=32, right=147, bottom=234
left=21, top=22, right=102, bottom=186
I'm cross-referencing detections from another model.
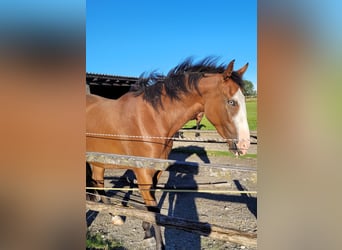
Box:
left=86, top=132, right=257, bottom=250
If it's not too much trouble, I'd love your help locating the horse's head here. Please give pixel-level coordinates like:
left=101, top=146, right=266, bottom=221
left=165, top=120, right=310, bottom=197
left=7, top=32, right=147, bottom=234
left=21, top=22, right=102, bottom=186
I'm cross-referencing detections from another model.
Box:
left=202, top=60, right=250, bottom=156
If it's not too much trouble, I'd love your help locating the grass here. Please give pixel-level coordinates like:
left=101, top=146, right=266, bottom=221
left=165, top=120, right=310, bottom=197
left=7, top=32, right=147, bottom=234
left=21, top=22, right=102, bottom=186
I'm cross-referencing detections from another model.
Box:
left=183, top=98, right=257, bottom=131
left=182, top=116, right=215, bottom=130
left=86, top=232, right=125, bottom=250
left=246, top=97, right=257, bottom=131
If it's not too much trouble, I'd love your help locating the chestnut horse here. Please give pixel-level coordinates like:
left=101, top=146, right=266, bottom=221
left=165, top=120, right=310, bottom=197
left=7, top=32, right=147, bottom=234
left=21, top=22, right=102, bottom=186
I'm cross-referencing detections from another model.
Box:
left=86, top=57, right=250, bottom=249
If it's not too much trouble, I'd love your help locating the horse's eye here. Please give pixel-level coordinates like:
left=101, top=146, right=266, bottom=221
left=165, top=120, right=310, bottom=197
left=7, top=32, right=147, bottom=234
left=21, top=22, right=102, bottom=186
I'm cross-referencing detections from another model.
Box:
left=227, top=100, right=236, bottom=106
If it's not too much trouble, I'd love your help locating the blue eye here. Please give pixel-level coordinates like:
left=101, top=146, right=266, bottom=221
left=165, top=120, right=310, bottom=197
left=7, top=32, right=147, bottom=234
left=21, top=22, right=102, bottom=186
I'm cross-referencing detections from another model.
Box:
left=227, top=100, right=236, bottom=106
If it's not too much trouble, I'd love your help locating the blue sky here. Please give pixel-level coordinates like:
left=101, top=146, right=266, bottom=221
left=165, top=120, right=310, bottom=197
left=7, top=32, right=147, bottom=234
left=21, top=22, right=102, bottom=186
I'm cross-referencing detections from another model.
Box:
left=86, top=0, right=257, bottom=88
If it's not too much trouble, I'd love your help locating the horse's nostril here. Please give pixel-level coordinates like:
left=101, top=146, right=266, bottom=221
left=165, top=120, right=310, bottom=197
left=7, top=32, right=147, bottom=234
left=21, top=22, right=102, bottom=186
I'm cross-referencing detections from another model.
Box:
left=238, top=140, right=250, bottom=150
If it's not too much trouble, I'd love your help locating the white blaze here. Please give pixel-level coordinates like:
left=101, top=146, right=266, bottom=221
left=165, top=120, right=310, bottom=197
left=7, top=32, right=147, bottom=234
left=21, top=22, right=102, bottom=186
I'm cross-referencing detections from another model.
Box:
left=232, top=89, right=250, bottom=154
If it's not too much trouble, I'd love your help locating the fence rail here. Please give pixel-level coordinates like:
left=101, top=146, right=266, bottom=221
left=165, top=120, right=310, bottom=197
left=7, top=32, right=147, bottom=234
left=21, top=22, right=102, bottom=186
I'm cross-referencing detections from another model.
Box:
left=86, top=201, right=257, bottom=248
left=86, top=152, right=256, bottom=175
left=174, top=130, right=257, bottom=143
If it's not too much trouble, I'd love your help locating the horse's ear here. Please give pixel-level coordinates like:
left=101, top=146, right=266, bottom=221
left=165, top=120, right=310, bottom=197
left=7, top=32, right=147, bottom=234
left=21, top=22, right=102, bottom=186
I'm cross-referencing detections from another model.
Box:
left=223, top=60, right=235, bottom=80
left=236, top=63, right=249, bottom=76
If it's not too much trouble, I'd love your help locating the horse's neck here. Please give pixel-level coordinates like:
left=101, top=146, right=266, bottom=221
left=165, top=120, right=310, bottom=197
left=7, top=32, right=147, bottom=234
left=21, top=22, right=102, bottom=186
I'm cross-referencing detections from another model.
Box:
left=157, top=95, right=204, bottom=138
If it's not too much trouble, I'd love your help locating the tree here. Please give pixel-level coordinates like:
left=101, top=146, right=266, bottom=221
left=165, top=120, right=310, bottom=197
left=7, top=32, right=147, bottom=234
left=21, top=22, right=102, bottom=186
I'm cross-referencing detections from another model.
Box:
left=242, top=80, right=256, bottom=97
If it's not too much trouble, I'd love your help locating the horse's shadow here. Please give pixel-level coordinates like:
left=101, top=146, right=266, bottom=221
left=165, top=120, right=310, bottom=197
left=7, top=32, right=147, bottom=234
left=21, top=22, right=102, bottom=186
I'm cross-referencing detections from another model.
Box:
left=158, top=145, right=256, bottom=249
left=159, top=146, right=206, bottom=249
left=166, top=146, right=257, bottom=218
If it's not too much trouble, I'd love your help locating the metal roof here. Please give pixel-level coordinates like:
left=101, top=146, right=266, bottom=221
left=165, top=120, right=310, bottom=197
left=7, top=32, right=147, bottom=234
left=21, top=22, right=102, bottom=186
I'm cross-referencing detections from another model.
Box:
left=86, top=72, right=139, bottom=87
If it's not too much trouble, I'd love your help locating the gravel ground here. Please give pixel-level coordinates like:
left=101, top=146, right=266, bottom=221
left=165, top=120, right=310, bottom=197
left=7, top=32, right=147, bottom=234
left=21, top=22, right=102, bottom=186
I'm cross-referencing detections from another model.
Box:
left=87, top=132, right=257, bottom=250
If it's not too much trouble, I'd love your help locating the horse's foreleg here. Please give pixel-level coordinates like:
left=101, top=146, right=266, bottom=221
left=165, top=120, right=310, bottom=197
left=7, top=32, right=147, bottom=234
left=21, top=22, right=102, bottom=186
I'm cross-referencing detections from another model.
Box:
left=195, top=122, right=200, bottom=137
left=133, top=168, right=164, bottom=250
left=86, top=162, right=96, bottom=201
left=91, top=165, right=108, bottom=203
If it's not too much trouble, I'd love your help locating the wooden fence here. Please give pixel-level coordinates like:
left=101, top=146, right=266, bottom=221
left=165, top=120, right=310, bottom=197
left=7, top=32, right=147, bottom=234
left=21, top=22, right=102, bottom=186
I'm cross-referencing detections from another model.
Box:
left=86, top=152, right=257, bottom=248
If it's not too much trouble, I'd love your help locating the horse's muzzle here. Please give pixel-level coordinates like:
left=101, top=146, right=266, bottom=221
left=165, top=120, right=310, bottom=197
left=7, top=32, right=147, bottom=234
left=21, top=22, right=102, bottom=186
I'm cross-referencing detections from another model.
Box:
left=230, top=139, right=250, bottom=156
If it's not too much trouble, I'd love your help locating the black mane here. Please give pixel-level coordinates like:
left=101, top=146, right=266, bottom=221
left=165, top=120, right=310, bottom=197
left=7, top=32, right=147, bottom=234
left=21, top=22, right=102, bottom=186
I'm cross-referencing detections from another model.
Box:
left=130, top=56, right=244, bottom=109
